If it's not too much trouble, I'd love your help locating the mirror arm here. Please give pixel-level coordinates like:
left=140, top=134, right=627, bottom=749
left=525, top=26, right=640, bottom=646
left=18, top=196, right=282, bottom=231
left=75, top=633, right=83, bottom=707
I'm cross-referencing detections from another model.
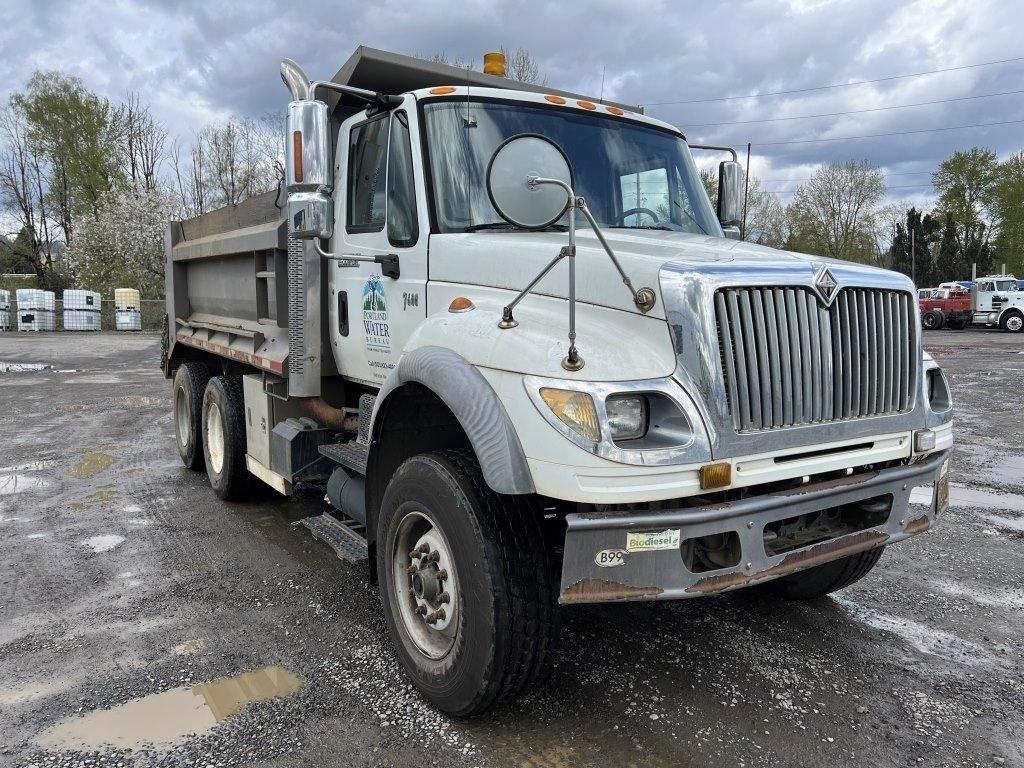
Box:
left=315, top=240, right=401, bottom=279
left=499, top=249, right=570, bottom=329
left=576, top=202, right=653, bottom=310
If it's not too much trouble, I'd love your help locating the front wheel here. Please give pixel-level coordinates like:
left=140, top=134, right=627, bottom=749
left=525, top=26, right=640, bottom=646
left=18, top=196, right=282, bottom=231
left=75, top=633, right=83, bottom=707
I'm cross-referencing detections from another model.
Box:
left=1001, top=312, right=1023, bottom=333
left=922, top=309, right=945, bottom=330
left=376, top=450, right=560, bottom=716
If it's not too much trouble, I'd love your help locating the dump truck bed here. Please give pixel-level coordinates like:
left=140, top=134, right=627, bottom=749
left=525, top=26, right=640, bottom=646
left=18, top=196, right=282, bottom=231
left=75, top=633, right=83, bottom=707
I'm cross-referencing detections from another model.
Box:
left=164, top=191, right=292, bottom=375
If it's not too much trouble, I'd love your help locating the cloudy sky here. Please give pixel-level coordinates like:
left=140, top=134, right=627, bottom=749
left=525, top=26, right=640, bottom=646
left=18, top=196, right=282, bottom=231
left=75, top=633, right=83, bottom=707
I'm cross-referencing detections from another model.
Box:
left=2, top=0, right=1022, bottom=206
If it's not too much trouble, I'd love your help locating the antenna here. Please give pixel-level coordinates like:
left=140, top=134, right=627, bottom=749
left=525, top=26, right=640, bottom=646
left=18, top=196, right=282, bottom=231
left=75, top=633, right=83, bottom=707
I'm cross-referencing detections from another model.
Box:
left=599, top=66, right=606, bottom=104
left=463, top=59, right=477, bottom=128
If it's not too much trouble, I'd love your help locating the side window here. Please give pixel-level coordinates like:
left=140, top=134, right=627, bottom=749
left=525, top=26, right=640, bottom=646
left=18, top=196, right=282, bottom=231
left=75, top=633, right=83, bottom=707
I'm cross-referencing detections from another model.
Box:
left=387, top=112, right=419, bottom=247
left=347, top=117, right=390, bottom=232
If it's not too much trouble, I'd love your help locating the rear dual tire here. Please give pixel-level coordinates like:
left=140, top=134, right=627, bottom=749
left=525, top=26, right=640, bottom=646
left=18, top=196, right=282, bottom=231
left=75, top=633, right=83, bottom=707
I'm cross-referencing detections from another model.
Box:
left=173, top=362, right=211, bottom=470
left=201, top=375, right=254, bottom=501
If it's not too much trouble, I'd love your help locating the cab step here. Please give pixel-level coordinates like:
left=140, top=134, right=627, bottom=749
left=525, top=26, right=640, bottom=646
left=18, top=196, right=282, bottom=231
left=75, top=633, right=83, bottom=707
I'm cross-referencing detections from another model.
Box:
left=319, top=441, right=368, bottom=475
left=296, top=513, right=368, bottom=563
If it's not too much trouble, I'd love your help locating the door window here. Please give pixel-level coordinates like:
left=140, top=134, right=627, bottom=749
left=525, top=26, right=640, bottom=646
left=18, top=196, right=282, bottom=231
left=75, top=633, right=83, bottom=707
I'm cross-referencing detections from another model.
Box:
left=387, top=112, right=419, bottom=247
left=347, top=117, right=390, bottom=232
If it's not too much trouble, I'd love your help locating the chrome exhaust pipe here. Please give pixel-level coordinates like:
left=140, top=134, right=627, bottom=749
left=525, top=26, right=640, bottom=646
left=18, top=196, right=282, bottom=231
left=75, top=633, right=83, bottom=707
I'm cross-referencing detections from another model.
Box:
left=280, top=58, right=311, bottom=101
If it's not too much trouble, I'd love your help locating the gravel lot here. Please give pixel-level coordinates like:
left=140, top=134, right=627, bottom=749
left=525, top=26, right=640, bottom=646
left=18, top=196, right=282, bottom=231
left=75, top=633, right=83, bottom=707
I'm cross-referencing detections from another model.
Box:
left=0, top=330, right=1021, bottom=768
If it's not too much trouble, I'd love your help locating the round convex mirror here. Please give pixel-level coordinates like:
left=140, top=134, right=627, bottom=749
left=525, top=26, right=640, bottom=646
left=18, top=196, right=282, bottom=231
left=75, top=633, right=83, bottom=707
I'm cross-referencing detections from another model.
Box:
left=486, top=134, right=573, bottom=229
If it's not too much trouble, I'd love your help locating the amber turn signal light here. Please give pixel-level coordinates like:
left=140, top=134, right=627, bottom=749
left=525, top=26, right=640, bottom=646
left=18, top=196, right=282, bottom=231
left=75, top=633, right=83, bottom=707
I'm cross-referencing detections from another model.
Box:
left=699, top=462, right=732, bottom=490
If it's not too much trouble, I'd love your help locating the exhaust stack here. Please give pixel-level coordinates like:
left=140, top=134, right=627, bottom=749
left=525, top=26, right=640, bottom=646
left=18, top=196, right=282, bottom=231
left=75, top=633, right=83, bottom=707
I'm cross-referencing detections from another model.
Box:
left=280, top=58, right=330, bottom=399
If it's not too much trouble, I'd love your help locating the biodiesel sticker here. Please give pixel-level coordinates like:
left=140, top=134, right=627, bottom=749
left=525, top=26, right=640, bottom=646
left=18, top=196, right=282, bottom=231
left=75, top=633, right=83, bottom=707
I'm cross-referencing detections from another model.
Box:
left=625, top=529, right=680, bottom=553
left=362, top=275, right=391, bottom=354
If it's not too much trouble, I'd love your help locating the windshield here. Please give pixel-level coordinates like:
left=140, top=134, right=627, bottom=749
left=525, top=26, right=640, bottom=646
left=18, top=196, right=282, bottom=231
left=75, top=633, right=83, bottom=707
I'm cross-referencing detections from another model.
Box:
left=423, top=100, right=722, bottom=236
left=995, top=280, right=1017, bottom=291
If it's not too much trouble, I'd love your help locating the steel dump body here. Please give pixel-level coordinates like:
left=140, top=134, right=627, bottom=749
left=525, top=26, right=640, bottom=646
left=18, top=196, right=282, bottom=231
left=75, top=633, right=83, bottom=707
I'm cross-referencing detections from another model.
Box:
left=164, top=191, right=291, bottom=376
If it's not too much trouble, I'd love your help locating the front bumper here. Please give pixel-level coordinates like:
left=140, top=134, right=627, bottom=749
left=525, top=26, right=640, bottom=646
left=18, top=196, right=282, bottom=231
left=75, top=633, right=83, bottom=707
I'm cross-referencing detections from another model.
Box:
left=559, top=449, right=950, bottom=604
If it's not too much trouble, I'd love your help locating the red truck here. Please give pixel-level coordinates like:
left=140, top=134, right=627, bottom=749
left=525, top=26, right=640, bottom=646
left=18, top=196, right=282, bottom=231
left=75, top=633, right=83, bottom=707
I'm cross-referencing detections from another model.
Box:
left=920, top=286, right=971, bottom=330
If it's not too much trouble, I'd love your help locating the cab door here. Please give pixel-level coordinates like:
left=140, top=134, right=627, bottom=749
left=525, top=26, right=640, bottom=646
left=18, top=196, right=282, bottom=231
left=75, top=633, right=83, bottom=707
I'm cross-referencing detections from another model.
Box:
left=328, top=99, right=429, bottom=386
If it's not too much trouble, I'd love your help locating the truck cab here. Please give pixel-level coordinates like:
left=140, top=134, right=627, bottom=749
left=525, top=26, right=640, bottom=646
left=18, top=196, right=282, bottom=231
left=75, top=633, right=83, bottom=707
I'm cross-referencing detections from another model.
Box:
left=162, top=47, right=954, bottom=716
left=972, top=275, right=1024, bottom=332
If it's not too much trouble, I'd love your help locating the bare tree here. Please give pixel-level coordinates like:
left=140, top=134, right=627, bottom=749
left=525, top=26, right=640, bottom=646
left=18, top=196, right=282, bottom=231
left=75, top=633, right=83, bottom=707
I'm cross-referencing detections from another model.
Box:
left=122, top=92, right=168, bottom=192
left=0, top=105, right=54, bottom=279
left=787, top=160, right=886, bottom=263
left=500, top=47, right=546, bottom=85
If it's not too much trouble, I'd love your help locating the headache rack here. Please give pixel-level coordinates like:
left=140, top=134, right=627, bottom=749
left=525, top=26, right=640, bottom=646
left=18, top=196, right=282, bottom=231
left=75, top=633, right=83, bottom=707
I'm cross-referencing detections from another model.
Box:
left=714, top=286, right=917, bottom=432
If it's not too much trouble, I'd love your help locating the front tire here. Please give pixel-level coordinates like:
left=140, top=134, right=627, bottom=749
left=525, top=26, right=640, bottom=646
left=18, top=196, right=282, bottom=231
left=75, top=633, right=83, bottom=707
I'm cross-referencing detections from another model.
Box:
left=1001, top=311, right=1023, bottom=333
left=757, top=547, right=884, bottom=600
left=922, top=309, right=945, bottom=330
left=173, top=362, right=211, bottom=470
left=201, top=376, right=253, bottom=500
left=376, top=450, right=559, bottom=716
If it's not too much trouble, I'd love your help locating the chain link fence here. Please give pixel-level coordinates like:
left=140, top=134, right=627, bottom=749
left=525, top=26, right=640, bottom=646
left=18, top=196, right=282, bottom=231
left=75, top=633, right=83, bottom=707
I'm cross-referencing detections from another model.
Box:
left=0, top=298, right=165, bottom=332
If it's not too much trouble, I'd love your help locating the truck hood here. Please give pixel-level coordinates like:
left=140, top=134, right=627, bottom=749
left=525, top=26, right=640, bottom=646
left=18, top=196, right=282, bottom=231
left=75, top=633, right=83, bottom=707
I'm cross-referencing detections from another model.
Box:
left=428, top=229, right=894, bottom=319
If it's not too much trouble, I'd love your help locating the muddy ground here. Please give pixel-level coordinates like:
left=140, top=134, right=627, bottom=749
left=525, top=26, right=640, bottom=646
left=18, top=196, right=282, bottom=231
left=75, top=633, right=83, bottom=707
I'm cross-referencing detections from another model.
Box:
left=0, top=330, right=1021, bottom=768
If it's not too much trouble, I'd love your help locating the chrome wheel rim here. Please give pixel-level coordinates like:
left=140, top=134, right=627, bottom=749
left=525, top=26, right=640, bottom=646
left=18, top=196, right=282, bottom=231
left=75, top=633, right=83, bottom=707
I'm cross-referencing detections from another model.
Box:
left=174, top=385, right=190, bottom=449
left=391, top=509, right=459, bottom=659
left=205, top=402, right=225, bottom=475
left=1007, top=316, right=1023, bottom=332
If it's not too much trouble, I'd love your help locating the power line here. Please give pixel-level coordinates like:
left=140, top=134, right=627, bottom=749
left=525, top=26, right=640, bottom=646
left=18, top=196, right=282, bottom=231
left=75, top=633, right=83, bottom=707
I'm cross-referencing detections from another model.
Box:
left=761, top=170, right=933, bottom=182
left=770, top=183, right=936, bottom=196
left=679, top=88, right=1024, bottom=128
left=645, top=55, right=1024, bottom=106
left=752, top=117, right=1024, bottom=147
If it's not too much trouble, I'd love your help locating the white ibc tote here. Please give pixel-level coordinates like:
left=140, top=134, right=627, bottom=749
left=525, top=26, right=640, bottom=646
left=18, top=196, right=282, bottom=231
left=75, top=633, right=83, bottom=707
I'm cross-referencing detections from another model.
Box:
left=116, top=309, right=143, bottom=331
left=114, top=288, right=141, bottom=310
left=115, top=288, right=142, bottom=331
left=16, top=289, right=55, bottom=331
left=63, top=289, right=102, bottom=331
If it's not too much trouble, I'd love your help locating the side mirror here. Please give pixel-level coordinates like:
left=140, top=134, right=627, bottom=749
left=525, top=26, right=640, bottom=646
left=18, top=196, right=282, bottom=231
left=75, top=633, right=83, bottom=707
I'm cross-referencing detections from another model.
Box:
left=717, top=160, right=744, bottom=235
left=486, top=134, right=573, bottom=229
left=288, top=192, right=333, bottom=240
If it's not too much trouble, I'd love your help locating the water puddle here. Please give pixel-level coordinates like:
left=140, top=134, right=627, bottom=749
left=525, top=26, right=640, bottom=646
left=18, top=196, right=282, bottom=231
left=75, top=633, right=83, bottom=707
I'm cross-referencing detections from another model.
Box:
left=0, top=473, right=50, bottom=495
left=0, top=361, right=52, bottom=373
left=82, top=534, right=125, bottom=553
left=833, top=596, right=994, bottom=666
left=37, top=666, right=302, bottom=751
left=983, top=514, right=1024, bottom=534
left=909, top=484, right=1024, bottom=514
left=69, top=451, right=116, bottom=479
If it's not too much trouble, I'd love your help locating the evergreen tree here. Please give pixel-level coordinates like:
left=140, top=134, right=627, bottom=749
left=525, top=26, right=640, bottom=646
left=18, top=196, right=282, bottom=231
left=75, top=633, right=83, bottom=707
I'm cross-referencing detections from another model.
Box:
left=933, top=213, right=963, bottom=283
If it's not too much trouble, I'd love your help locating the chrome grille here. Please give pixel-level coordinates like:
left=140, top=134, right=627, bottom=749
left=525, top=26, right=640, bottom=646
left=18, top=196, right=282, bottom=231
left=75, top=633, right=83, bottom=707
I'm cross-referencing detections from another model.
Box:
left=714, top=286, right=916, bottom=432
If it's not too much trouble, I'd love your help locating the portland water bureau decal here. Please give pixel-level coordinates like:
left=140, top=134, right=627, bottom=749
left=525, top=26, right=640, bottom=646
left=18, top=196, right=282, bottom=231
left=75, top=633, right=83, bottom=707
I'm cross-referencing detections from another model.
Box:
left=362, top=275, right=391, bottom=354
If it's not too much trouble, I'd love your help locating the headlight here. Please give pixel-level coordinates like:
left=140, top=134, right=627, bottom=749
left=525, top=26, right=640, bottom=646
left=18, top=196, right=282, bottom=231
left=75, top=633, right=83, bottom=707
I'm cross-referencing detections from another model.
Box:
left=605, top=394, right=647, bottom=441
left=539, top=388, right=601, bottom=442
left=525, top=375, right=712, bottom=466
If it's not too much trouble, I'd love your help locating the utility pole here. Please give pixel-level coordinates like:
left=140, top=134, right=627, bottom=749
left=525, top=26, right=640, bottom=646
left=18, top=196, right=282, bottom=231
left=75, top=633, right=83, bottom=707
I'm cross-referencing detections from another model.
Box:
left=911, top=229, right=916, bottom=286
left=742, top=142, right=751, bottom=240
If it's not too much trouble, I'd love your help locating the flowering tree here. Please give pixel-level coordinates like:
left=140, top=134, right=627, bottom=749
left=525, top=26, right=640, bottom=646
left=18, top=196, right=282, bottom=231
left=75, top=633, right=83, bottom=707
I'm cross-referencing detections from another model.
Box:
left=69, top=187, right=180, bottom=297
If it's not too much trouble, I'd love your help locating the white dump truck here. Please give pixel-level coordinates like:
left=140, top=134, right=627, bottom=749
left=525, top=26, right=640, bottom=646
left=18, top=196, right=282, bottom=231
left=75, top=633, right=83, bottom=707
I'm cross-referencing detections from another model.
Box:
left=163, top=47, right=954, bottom=715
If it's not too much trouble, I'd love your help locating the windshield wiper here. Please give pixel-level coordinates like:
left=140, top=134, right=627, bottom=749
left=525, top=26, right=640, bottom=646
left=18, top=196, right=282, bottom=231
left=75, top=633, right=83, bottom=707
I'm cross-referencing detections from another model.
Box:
left=608, top=225, right=674, bottom=231
left=460, top=222, right=568, bottom=232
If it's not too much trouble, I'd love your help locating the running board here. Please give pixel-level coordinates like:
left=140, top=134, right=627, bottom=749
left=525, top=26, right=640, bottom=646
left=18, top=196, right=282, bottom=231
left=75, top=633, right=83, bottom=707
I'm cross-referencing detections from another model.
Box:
left=319, top=441, right=368, bottom=476
left=296, top=514, right=368, bottom=563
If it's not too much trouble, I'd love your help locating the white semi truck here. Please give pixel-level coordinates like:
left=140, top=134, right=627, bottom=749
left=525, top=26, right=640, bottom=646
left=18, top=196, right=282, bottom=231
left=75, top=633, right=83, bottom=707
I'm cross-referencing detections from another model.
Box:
left=163, top=47, right=954, bottom=715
